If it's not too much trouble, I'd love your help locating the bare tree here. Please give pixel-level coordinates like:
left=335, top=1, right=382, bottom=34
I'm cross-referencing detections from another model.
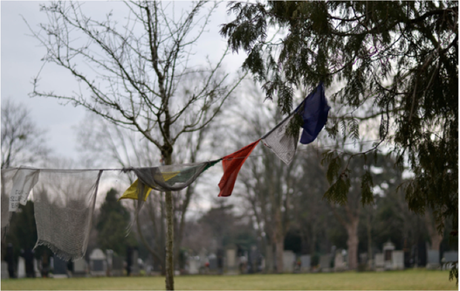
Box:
left=224, top=81, right=298, bottom=273
left=27, top=1, right=245, bottom=289
left=1, top=99, right=49, bottom=169
left=76, top=113, right=216, bottom=272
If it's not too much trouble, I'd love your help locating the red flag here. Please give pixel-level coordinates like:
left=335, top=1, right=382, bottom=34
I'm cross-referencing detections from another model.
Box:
left=218, top=140, right=260, bottom=197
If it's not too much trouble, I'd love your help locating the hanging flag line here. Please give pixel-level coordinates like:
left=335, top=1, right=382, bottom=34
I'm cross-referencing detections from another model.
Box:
left=1, top=82, right=331, bottom=260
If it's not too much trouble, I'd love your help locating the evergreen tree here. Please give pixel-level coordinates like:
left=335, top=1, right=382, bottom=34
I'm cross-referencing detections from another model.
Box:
left=221, top=1, right=457, bottom=251
left=96, top=188, right=136, bottom=256
left=6, top=202, right=38, bottom=255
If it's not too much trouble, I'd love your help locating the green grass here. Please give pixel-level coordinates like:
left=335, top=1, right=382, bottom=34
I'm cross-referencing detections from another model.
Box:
left=1, top=269, right=456, bottom=290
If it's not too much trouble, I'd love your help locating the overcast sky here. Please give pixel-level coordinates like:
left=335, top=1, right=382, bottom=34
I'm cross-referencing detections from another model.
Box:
left=1, top=1, right=245, bottom=163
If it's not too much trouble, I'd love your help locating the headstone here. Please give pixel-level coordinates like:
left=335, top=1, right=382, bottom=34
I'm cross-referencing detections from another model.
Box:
left=443, top=251, right=458, bottom=263
left=392, top=251, right=404, bottom=270
left=89, top=248, right=107, bottom=276
left=334, top=252, right=347, bottom=272
left=112, top=256, right=124, bottom=277
left=300, top=255, right=311, bottom=272
left=73, top=258, right=88, bottom=277
left=188, top=258, right=199, bottom=275
left=442, top=251, right=458, bottom=270
left=282, top=251, right=295, bottom=273
left=17, top=257, right=26, bottom=278
left=426, top=250, right=440, bottom=269
left=208, top=253, right=217, bottom=271
left=374, top=253, right=384, bottom=271
left=319, top=255, right=331, bottom=272
left=383, top=241, right=395, bottom=270
left=226, top=249, right=236, bottom=270
left=131, top=249, right=139, bottom=276
left=53, top=256, right=68, bottom=278
left=1, top=261, right=9, bottom=279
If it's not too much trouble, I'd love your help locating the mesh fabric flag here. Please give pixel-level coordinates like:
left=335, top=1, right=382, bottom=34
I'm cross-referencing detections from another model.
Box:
left=300, top=82, right=330, bottom=144
left=33, top=169, right=102, bottom=260
left=1, top=168, right=40, bottom=229
left=1, top=169, right=16, bottom=229
left=262, top=114, right=299, bottom=165
left=218, top=140, right=260, bottom=197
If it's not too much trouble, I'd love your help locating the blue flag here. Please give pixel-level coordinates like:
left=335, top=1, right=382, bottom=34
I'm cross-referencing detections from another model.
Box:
left=299, top=82, right=330, bottom=144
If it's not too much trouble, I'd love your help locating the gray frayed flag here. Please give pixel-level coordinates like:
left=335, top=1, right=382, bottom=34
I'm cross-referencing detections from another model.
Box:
left=262, top=114, right=299, bottom=165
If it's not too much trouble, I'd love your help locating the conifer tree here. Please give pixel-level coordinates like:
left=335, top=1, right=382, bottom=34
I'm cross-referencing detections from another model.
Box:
left=96, top=188, right=136, bottom=256
left=220, top=1, right=458, bottom=265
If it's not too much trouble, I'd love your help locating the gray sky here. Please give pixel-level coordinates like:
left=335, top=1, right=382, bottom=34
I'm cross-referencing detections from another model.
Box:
left=1, top=1, right=245, bottom=163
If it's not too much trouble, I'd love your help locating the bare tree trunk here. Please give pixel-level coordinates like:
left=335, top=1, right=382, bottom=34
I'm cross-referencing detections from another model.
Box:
left=265, top=243, right=274, bottom=273
left=165, top=190, right=174, bottom=290
left=273, top=209, right=284, bottom=273
left=346, top=218, right=359, bottom=270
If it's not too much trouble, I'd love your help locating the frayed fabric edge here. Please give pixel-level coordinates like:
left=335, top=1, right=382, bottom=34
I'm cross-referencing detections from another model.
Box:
left=34, top=239, right=85, bottom=262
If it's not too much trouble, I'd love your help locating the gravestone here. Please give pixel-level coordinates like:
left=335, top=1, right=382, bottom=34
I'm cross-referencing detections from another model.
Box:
left=188, top=258, right=199, bottom=275
left=73, top=258, right=87, bottom=277
left=226, top=249, right=236, bottom=268
left=18, top=257, right=26, bottom=278
left=374, top=253, right=384, bottom=271
left=1, top=261, right=9, bottom=279
left=208, top=253, right=218, bottom=271
left=392, top=251, right=404, bottom=270
left=131, top=249, right=140, bottom=276
left=282, top=251, right=295, bottom=273
left=334, top=252, right=347, bottom=272
left=89, top=248, right=107, bottom=276
left=319, top=255, right=331, bottom=272
left=426, top=250, right=440, bottom=269
left=53, top=256, right=68, bottom=278
left=300, top=255, right=311, bottom=272
left=383, top=241, right=395, bottom=270
left=226, top=249, right=236, bottom=274
left=112, top=256, right=124, bottom=277
left=442, top=251, right=458, bottom=270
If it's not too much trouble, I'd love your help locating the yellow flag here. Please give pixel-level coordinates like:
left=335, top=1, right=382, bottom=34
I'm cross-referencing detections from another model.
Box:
left=118, top=179, right=152, bottom=201
left=118, top=171, right=180, bottom=201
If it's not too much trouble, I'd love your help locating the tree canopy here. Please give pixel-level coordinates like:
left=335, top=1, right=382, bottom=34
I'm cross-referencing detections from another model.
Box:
left=220, top=1, right=457, bottom=242
left=1, top=99, right=49, bottom=169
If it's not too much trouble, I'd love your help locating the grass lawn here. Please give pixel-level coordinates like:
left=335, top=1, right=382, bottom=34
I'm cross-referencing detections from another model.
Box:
left=1, top=269, right=456, bottom=290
